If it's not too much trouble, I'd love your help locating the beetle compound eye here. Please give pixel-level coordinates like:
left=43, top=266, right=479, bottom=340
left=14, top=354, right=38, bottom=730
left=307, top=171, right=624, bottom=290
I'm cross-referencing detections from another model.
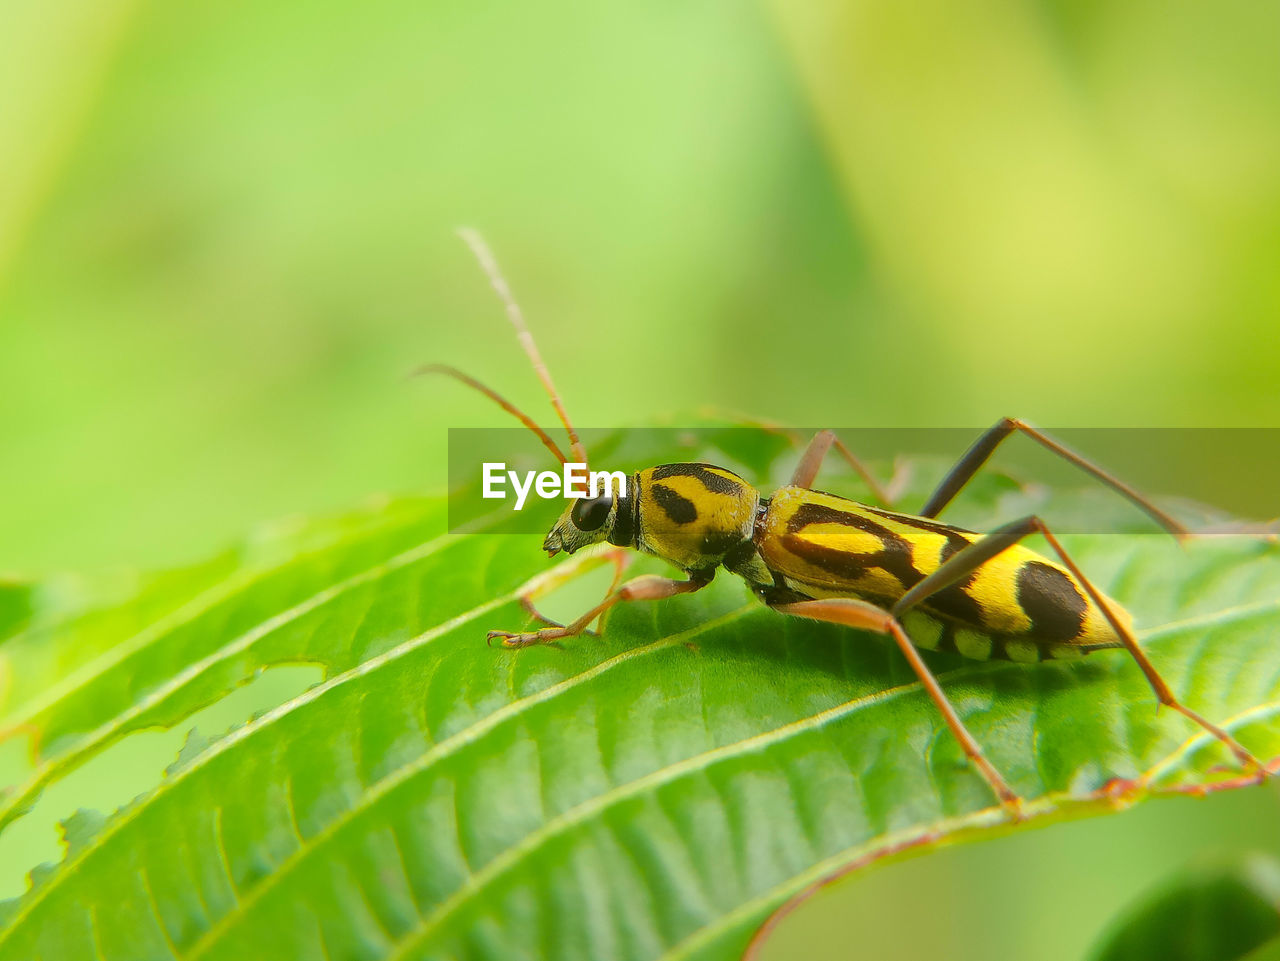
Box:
left=571, top=494, right=612, bottom=532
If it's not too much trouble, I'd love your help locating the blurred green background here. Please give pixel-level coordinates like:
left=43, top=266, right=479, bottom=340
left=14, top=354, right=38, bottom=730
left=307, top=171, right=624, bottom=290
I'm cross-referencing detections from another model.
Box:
left=2, top=0, right=1278, bottom=958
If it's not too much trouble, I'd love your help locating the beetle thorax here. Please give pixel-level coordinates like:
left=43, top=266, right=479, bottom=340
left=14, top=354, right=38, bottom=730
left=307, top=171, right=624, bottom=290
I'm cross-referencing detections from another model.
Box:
left=633, top=464, right=759, bottom=571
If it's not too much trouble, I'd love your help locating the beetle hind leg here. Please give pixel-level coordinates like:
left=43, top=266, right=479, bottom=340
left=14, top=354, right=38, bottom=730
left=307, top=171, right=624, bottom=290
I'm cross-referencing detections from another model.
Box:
left=920, top=417, right=1189, bottom=538
left=891, top=512, right=1268, bottom=783
left=770, top=596, right=1024, bottom=818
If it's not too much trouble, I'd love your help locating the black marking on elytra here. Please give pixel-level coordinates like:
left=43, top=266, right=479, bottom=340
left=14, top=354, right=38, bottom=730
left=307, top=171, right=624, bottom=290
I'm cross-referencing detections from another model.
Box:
left=608, top=473, right=640, bottom=548
left=864, top=505, right=979, bottom=553
left=1016, top=561, right=1088, bottom=642
left=652, top=484, right=698, bottom=524
left=652, top=463, right=744, bottom=496
left=782, top=502, right=985, bottom=627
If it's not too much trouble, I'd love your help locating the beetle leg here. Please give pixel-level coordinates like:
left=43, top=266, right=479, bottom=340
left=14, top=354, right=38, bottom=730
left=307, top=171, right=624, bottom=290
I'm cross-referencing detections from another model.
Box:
left=790, top=429, right=892, bottom=506
left=517, top=549, right=632, bottom=631
left=921, top=417, right=1188, bottom=538
left=771, top=596, right=1023, bottom=817
left=491, top=572, right=710, bottom=649
left=892, top=513, right=1267, bottom=782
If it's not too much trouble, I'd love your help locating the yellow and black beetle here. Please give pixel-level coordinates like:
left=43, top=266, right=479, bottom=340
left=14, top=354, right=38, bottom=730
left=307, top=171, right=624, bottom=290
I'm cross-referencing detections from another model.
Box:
left=430, top=229, right=1266, bottom=814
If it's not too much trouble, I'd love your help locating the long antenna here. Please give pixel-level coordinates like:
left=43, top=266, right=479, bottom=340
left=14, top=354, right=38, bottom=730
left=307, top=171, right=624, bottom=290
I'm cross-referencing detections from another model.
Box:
left=456, top=227, right=588, bottom=467
left=413, top=364, right=568, bottom=465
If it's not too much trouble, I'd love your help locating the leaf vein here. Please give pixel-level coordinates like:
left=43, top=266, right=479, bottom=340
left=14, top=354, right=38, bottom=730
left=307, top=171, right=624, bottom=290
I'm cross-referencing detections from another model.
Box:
left=659, top=696, right=1280, bottom=961
left=0, top=529, right=464, bottom=832
left=382, top=672, right=937, bottom=960
left=182, top=607, right=755, bottom=960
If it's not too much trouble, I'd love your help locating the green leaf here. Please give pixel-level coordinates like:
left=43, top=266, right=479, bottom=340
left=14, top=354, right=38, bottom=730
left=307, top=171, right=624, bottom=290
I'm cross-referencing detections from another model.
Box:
left=1088, top=854, right=1280, bottom=961
left=2, top=433, right=1279, bottom=961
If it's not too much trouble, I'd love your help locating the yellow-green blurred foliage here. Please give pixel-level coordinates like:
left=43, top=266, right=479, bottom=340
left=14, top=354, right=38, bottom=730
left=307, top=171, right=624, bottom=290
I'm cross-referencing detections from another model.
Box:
left=2, top=1, right=1278, bottom=958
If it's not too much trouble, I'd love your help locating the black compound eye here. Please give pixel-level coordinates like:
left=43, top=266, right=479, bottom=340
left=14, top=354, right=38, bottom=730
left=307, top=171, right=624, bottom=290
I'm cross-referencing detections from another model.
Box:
left=570, top=494, right=613, bottom=532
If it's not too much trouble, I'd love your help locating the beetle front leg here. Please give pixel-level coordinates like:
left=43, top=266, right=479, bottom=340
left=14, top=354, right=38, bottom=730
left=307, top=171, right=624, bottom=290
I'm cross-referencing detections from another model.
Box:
left=517, top=549, right=632, bottom=630
left=490, top=572, right=711, bottom=649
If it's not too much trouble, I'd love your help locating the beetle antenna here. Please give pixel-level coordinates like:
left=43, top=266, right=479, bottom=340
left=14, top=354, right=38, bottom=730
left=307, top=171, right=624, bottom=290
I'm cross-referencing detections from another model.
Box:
left=456, top=227, right=588, bottom=468
left=413, top=364, right=568, bottom=466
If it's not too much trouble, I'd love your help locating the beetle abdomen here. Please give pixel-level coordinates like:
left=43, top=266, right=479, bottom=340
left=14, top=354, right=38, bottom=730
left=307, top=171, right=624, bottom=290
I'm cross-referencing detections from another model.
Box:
left=757, top=486, right=1130, bottom=658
